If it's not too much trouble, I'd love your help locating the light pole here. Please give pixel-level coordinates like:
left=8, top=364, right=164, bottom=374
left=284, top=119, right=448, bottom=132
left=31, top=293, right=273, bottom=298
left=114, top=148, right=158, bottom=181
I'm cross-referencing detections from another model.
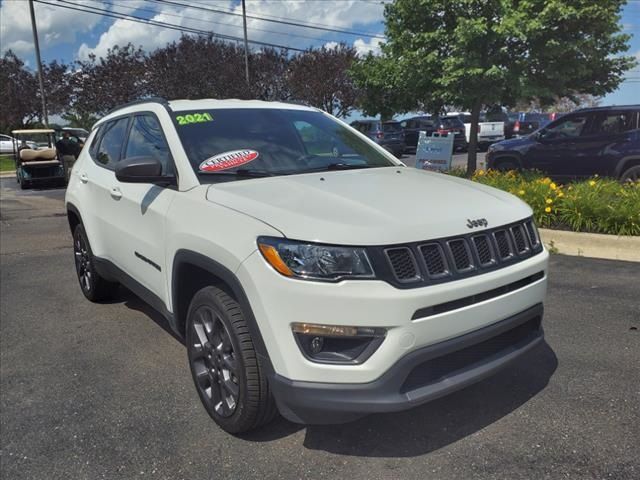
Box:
left=28, top=0, right=49, bottom=127
left=241, top=0, right=250, bottom=86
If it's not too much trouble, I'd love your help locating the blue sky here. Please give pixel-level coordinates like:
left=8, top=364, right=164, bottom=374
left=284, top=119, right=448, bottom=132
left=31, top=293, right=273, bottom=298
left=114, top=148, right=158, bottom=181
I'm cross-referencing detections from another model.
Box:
left=1, top=0, right=638, bottom=108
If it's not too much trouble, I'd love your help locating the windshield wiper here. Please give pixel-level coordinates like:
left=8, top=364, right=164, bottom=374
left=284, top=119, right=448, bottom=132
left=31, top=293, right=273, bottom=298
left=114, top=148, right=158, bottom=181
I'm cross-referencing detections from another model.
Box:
left=199, top=168, right=275, bottom=178
left=299, top=163, right=377, bottom=173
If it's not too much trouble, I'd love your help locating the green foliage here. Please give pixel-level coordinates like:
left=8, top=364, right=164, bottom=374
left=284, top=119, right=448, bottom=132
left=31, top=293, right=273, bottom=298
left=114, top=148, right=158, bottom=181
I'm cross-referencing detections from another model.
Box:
left=351, top=0, right=637, bottom=172
left=466, top=170, right=640, bottom=236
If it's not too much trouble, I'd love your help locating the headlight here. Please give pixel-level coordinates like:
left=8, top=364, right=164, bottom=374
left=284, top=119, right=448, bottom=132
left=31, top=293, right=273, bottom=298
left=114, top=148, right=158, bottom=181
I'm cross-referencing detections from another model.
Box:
left=257, top=237, right=374, bottom=281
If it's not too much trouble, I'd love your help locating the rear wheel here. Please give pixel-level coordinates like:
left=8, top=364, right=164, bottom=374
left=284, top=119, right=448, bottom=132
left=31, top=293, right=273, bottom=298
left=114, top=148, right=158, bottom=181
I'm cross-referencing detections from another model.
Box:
left=73, top=224, right=119, bottom=301
left=620, top=165, right=640, bottom=183
left=186, top=286, right=276, bottom=434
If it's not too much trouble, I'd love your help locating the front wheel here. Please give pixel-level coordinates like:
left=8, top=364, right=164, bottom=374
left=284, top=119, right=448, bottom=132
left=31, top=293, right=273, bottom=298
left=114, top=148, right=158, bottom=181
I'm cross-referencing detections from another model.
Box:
left=186, top=286, right=276, bottom=434
left=620, top=165, right=640, bottom=183
left=494, top=158, right=520, bottom=172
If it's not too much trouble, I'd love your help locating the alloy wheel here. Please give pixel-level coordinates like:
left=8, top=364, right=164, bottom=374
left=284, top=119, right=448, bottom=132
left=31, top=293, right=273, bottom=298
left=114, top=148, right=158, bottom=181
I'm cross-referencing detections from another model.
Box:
left=74, top=232, right=92, bottom=292
left=189, top=306, right=239, bottom=418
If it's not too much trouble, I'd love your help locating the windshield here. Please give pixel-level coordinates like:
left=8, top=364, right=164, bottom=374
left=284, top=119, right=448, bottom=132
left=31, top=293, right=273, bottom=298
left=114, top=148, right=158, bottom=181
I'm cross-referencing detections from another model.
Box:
left=173, top=109, right=395, bottom=181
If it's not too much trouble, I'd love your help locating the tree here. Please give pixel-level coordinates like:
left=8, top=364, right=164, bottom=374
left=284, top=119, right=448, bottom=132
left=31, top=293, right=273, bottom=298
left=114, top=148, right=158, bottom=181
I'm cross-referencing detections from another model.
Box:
left=0, top=50, right=39, bottom=131
left=352, top=0, right=636, bottom=174
left=249, top=48, right=291, bottom=101
left=74, top=44, right=149, bottom=116
left=288, top=44, right=359, bottom=118
left=61, top=110, right=99, bottom=131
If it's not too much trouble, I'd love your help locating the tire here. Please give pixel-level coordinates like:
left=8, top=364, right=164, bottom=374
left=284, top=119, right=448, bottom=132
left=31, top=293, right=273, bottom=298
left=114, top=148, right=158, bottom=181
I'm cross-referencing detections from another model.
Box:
left=186, top=286, right=277, bottom=434
left=620, top=165, right=640, bottom=183
left=494, top=158, right=520, bottom=172
left=73, top=224, right=119, bottom=302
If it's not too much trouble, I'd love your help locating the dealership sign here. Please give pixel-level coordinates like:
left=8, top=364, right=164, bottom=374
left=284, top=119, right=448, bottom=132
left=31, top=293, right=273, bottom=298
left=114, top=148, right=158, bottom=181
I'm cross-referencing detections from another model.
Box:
left=415, top=131, right=454, bottom=171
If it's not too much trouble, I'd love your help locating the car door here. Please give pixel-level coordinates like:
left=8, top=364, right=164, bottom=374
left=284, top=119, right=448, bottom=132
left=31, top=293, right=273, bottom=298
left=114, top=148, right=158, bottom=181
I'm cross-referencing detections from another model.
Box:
left=575, top=110, right=638, bottom=177
left=109, top=113, right=177, bottom=302
left=524, top=114, right=590, bottom=178
left=0, top=135, right=13, bottom=153
left=78, top=116, right=131, bottom=262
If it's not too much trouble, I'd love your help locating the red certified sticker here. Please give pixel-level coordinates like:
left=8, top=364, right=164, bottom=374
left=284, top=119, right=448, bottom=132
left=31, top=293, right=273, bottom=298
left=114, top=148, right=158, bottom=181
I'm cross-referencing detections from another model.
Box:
left=199, top=149, right=259, bottom=172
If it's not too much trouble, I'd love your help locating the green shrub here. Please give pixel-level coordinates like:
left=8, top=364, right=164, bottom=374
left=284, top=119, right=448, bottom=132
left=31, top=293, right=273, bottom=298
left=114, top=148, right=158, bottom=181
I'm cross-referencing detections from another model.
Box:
left=461, top=169, right=639, bottom=236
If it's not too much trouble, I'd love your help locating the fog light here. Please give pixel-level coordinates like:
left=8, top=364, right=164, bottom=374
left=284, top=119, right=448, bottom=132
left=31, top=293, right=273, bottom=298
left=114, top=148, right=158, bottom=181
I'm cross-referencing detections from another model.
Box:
left=291, top=322, right=386, bottom=364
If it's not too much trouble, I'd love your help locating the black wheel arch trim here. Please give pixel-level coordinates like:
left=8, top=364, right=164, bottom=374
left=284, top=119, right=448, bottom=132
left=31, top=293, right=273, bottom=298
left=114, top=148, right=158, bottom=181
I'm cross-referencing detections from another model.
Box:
left=489, top=152, right=523, bottom=169
left=66, top=202, right=83, bottom=233
left=171, top=249, right=273, bottom=373
left=614, top=155, right=640, bottom=178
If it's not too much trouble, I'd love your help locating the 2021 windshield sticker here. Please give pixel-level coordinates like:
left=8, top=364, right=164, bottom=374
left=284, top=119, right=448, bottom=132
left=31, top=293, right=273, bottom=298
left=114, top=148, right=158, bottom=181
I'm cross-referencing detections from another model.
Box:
left=175, top=112, right=213, bottom=126
left=199, top=149, right=259, bottom=172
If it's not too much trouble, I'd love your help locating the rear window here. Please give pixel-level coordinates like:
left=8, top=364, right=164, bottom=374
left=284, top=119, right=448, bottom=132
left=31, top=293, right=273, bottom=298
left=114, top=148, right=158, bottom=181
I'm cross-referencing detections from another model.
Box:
left=382, top=122, right=401, bottom=132
left=440, top=117, right=465, bottom=129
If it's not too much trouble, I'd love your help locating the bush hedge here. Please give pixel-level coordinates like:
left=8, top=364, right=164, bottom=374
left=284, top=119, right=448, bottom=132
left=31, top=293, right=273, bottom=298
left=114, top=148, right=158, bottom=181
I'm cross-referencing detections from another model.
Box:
left=450, top=169, right=640, bottom=236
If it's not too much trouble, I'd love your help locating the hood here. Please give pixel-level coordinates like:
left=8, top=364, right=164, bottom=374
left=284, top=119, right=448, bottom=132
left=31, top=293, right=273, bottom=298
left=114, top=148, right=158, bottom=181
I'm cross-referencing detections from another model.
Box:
left=490, top=136, right=534, bottom=151
left=206, top=167, right=532, bottom=245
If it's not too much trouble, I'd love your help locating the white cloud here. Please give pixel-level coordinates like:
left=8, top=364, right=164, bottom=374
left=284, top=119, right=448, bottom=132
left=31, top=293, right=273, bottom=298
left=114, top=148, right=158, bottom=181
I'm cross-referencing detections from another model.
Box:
left=77, top=0, right=385, bottom=59
left=353, top=37, right=384, bottom=56
left=324, top=41, right=339, bottom=50
left=0, top=0, right=100, bottom=56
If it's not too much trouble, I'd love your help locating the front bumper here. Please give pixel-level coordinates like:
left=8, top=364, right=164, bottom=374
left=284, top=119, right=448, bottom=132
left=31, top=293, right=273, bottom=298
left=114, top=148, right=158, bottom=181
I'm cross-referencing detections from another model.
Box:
left=271, top=303, right=544, bottom=424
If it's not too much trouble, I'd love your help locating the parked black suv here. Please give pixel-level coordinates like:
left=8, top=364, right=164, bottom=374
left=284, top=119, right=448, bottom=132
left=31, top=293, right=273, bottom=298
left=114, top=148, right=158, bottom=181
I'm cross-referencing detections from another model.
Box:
left=400, top=115, right=467, bottom=152
left=486, top=105, right=640, bottom=182
left=350, top=119, right=405, bottom=156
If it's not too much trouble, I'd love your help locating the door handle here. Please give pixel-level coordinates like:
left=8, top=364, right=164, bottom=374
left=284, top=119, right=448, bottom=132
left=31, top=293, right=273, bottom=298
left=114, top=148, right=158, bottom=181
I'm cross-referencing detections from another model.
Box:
left=110, top=187, right=122, bottom=200
left=79, top=173, right=89, bottom=183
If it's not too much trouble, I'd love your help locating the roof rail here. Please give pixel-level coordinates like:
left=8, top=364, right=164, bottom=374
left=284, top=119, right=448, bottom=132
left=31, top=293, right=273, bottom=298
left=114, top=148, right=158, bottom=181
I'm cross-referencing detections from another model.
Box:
left=105, top=97, right=171, bottom=116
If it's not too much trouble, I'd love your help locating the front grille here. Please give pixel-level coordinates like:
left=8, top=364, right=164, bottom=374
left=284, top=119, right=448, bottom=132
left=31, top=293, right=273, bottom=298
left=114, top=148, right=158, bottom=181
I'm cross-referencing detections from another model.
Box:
left=494, top=230, right=513, bottom=259
left=420, top=243, right=448, bottom=277
left=472, top=235, right=495, bottom=266
left=385, top=247, right=420, bottom=282
left=447, top=239, right=473, bottom=272
left=379, top=217, right=543, bottom=289
left=511, top=224, right=529, bottom=254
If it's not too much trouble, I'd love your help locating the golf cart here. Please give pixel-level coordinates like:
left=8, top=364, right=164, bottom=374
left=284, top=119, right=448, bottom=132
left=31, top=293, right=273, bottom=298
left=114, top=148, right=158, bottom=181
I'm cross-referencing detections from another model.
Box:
left=11, top=129, right=65, bottom=189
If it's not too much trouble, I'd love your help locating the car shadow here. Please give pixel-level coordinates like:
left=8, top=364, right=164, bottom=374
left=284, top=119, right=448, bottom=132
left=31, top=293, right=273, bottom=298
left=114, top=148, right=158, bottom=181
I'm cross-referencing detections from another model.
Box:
left=116, top=286, right=186, bottom=346
left=245, top=342, right=557, bottom=458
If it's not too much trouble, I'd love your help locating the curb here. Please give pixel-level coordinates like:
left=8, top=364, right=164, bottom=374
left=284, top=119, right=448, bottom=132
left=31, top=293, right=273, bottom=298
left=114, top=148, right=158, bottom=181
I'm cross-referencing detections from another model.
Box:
left=539, top=228, right=640, bottom=263
left=0, top=171, right=16, bottom=178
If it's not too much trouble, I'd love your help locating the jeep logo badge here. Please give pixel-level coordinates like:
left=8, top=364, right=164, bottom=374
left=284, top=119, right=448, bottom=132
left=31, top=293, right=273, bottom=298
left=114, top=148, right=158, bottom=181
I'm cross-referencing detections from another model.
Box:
left=467, top=218, right=488, bottom=229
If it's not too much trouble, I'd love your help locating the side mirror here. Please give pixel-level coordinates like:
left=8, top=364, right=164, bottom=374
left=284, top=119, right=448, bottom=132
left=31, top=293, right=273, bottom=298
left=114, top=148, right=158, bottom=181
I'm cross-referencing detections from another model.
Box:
left=115, top=156, right=175, bottom=186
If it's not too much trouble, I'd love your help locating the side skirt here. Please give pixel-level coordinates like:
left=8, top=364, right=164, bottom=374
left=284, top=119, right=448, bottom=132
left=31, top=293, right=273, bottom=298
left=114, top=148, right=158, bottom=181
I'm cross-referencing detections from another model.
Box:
left=93, top=257, right=177, bottom=333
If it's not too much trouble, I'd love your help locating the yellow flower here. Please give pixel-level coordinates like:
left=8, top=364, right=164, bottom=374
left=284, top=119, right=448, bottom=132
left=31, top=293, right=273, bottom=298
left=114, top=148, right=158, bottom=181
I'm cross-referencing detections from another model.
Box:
left=545, top=207, right=552, bottom=213
left=518, top=190, right=525, bottom=196
left=543, top=177, right=551, bottom=184
left=589, top=180, right=596, bottom=187
left=550, top=183, right=557, bottom=190
left=546, top=198, right=553, bottom=204
left=477, top=169, right=485, bottom=176
left=568, top=186, right=573, bottom=191
left=558, top=192, right=564, bottom=198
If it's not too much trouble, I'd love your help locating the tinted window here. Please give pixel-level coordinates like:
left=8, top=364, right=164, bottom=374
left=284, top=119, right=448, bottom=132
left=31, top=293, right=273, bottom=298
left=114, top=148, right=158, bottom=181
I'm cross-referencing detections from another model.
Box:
left=173, top=109, right=395, bottom=182
left=382, top=122, right=401, bottom=132
left=541, top=115, right=588, bottom=139
left=95, top=117, right=129, bottom=167
left=440, top=117, right=465, bottom=129
left=125, top=115, right=172, bottom=175
left=589, top=112, right=636, bottom=135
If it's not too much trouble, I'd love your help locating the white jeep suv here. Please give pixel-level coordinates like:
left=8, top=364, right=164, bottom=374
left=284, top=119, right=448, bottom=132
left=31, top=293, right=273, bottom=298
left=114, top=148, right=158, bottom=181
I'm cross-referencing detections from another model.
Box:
left=66, top=99, right=549, bottom=433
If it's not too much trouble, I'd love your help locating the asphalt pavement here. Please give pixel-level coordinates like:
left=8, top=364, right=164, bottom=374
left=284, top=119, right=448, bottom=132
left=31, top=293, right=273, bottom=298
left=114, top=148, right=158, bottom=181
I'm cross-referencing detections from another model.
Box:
left=1, top=177, right=638, bottom=480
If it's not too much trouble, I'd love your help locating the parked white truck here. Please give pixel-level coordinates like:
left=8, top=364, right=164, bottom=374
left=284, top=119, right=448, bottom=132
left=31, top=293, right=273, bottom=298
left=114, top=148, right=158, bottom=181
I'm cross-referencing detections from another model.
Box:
left=448, top=112, right=505, bottom=148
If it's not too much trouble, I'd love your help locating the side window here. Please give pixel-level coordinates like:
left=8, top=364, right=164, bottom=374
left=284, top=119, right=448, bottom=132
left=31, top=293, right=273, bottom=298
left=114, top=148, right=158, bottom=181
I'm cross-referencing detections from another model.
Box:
left=124, top=114, right=173, bottom=175
left=95, top=117, right=130, bottom=168
left=589, top=112, right=635, bottom=135
left=541, top=115, right=588, bottom=140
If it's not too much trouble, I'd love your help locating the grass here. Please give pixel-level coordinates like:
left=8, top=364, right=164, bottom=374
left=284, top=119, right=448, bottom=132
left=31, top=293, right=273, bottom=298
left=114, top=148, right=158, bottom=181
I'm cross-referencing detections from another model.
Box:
left=0, top=154, right=16, bottom=172
left=452, top=169, right=640, bottom=236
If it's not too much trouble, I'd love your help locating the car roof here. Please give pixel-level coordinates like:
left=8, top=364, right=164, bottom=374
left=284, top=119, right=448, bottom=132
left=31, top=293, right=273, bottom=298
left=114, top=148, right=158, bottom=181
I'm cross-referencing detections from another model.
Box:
left=11, top=129, right=55, bottom=134
left=97, top=98, right=320, bottom=127
left=573, top=104, right=640, bottom=113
